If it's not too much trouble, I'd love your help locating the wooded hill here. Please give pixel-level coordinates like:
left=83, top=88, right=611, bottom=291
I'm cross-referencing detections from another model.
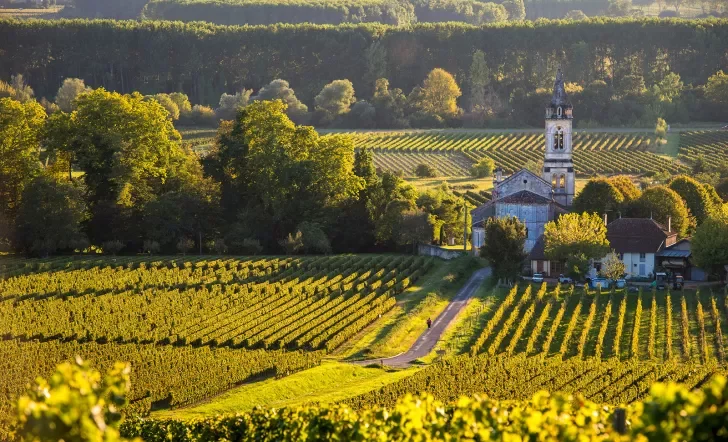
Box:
left=1, top=18, right=726, bottom=108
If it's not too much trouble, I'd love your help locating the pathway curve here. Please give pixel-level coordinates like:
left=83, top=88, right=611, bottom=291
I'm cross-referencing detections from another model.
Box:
left=354, top=267, right=491, bottom=368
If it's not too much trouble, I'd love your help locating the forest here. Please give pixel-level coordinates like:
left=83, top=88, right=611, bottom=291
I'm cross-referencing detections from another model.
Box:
left=1, top=18, right=727, bottom=127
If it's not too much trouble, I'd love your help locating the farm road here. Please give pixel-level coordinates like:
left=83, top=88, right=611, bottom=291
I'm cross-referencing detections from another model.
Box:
left=354, top=267, right=491, bottom=368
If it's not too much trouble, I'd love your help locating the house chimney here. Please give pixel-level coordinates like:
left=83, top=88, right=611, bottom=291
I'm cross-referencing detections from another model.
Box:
left=603, top=213, right=608, bottom=226
left=668, top=216, right=671, bottom=232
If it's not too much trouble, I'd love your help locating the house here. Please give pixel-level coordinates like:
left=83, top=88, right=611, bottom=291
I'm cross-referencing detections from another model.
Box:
left=471, top=69, right=574, bottom=274
left=604, top=218, right=677, bottom=278
left=656, top=238, right=708, bottom=281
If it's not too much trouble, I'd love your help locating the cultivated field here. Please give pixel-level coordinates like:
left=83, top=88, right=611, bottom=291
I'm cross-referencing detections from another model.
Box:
left=0, top=254, right=432, bottom=436
left=679, top=130, right=728, bottom=169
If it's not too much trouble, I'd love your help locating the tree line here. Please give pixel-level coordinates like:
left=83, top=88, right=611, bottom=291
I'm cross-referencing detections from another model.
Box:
left=0, top=83, right=472, bottom=256
left=1, top=18, right=728, bottom=127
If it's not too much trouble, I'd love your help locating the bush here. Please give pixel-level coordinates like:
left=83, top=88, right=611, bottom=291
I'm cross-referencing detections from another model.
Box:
left=176, top=237, right=195, bottom=255
left=415, top=163, right=438, bottom=178
left=143, top=240, right=160, bottom=255
left=241, top=238, right=263, bottom=255
left=102, top=240, right=124, bottom=256
left=206, top=238, right=228, bottom=254
left=279, top=231, right=304, bottom=255
left=188, top=104, right=217, bottom=126
left=471, top=157, right=495, bottom=178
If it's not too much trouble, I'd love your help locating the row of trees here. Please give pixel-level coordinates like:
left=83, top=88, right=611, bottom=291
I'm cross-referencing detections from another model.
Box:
left=0, top=87, right=469, bottom=256
left=1, top=19, right=728, bottom=126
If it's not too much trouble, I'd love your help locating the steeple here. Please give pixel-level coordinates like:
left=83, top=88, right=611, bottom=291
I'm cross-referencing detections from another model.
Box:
left=545, top=68, right=573, bottom=120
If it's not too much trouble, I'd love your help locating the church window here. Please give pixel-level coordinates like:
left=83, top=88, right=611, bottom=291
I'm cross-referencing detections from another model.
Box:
left=556, top=106, right=563, bottom=117
left=554, top=127, right=564, bottom=150
left=559, top=174, right=566, bottom=189
left=552, top=174, right=557, bottom=187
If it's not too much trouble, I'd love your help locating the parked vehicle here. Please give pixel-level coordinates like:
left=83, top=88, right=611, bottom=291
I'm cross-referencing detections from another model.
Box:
left=590, top=278, right=611, bottom=289
left=558, top=274, right=573, bottom=284
left=532, top=273, right=544, bottom=283
left=673, top=274, right=684, bottom=290
left=615, top=279, right=627, bottom=289
left=628, top=285, right=640, bottom=293
left=651, top=272, right=668, bottom=290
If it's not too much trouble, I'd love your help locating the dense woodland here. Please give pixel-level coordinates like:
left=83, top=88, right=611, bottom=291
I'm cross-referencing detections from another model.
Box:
left=1, top=19, right=728, bottom=128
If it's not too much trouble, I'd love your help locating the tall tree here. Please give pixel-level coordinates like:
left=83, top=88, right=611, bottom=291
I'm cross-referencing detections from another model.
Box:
left=607, top=175, right=641, bottom=204
left=469, top=50, right=490, bottom=112
left=371, top=78, right=406, bottom=128
left=55, top=78, right=90, bottom=113
left=572, top=178, right=624, bottom=218
left=668, top=175, right=716, bottom=226
left=0, top=98, right=46, bottom=233
left=631, top=185, right=691, bottom=237
left=204, top=100, right=362, bottom=250
left=14, top=175, right=87, bottom=257
left=692, top=210, right=728, bottom=281
left=314, top=79, right=356, bottom=125
left=418, top=68, right=462, bottom=118
left=252, top=79, right=308, bottom=123
left=544, top=212, right=610, bottom=263
left=480, top=216, right=527, bottom=284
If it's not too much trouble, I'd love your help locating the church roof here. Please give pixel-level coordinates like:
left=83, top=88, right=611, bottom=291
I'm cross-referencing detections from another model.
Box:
left=498, top=190, right=552, bottom=205
left=496, top=169, right=552, bottom=191
left=551, top=68, right=570, bottom=107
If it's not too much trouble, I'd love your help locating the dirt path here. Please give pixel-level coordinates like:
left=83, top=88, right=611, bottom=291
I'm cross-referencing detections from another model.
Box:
left=353, top=267, right=491, bottom=368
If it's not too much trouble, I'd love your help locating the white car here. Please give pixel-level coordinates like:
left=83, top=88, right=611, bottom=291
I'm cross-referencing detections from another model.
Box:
left=532, top=273, right=544, bottom=283
left=558, top=274, right=573, bottom=284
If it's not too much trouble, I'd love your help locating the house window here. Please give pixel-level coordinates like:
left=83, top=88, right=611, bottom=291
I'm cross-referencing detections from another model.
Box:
left=619, top=253, right=624, bottom=260
left=639, top=253, right=646, bottom=262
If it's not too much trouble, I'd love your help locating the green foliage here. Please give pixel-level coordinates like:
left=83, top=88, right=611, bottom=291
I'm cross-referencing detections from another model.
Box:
left=417, top=68, right=462, bottom=119
left=17, top=359, right=132, bottom=442
left=469, top=49, right=490, bottom=113
left=251, top=79, right=308, bottom=123
left=572, top=178, right=624, bottom=216
left=655, top=117, right=668, bottom=140
left=480, top=216, right=527, bottom=283
left=668, top=175, right=716, bottom=226
left=692, top=210, right=728, bottom=280
left=216, top=89, right=252, bottom=121
left=147, top=93, right=180, bottom=121
left=414, top=163, right=438, bottom=177
left=314, top=79, right=356, bottom=125
left=470, top=156, right=495, bottom=178
left=544, top=212, right=610, bottom=262
left=632, top=185, right=691, bottom=237
left=608, top=175, right=641, bottom=203
left=565, top=253, right=591, bottom=280
left=371, top=78, right=407, bottom=128
left=296, top=221, right=332, bottom=254
left=705, top=70, right=728, bottom=105
left=14, top=175, right=87, bottom=257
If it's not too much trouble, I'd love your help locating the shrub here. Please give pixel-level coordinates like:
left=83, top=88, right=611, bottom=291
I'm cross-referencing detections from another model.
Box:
left=415, top=163, right=438, bottom=178
left=176, top=237, right=195, bottom=255
left=471, top=157, right=495, bottom=178
left=143, top=240, right=160, bottom=255
left=102, top=240, right=124, bottom=256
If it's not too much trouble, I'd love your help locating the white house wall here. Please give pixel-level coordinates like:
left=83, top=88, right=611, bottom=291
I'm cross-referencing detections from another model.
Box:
left=617, top=253, right=655, bottom=278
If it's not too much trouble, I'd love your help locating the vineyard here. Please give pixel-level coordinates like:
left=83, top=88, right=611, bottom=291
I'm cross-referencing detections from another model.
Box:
left=179, top=127, right=216, bottom=154
left=341, top=283, right=728, bottom=409
left=0, top=254, right=434, bottom=436
left=679, top=130, right=728, bottom=170
left=344, top=131, right=688, bottom=177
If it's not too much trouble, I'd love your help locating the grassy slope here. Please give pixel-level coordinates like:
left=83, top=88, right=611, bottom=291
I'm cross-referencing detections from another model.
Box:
left=337, top=257, right=482, bottom=360
left=152, top=361, right=418, bottom=420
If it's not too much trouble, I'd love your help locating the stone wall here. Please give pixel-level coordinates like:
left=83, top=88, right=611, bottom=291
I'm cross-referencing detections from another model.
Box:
left=418, top=244, right=466, bottom=260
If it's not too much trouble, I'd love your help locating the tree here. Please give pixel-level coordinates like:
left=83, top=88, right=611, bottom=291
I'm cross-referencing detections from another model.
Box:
left=252, top=79, right=308, bottom=123
left=176, top=237, right=194, bottom=255
left=44, top=89, right=188, bottom=245
left=650, top=72, right=683, bottom=103
left=705, top=71, right=728, bottom=105
left=169, top=92, right=192, bottom=115
left=668, top=175, right=716, bottom=225
left=469, top=50, right=490, bottom=113
left=314, top=79, right=356, bottom=125
left=0, top=98, right=46, bottom=230
left=415, top=163, right=438, bottom=178
left=480, top=216, right=527, bottom=284
left=477, top=3, right=508, bottom=23
left=632, top=186, right=691, bottom=237
left=55, top=78, right=90, bottom=113
left=418, top=68, right=462, bottom=118
left=216, top=89, right=253, bottom=121
left=471, top=157, right=495, bottom=178
left=397, top=209, right=433, bottom=254
left=279, top=231, right=304, bottom=255
left=204, top=100, right=362, bottom=250
left=601, top=251, right=626, bottom=280
left=572, top=178, right=624, bottom=217
left=14, top=175, right=87, bottom=257
left=371, top=78, right=407, bottom=128
left=4, top=74, right=35, bottom=103
left=692, top=211, right=728, bottom=281
left=297, top=221, right=332, bottom=254
left=608, top=0, right=632, bottom=16
left=544, top=212, right=610, bottom=265
left=16, top=359, right=131, bottom=442
left=608, top=175, right=641, bottom=203
left=655, top=117, right=668, bottom=141
left=346, top=100, right=376, bottom=129
left=502, top=0, right=526, bottom=19
left=564, top=10, right=588, bottom=19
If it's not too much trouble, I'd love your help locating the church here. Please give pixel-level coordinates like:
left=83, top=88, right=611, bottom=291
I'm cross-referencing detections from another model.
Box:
left=471, top=69, right=574, bottom=276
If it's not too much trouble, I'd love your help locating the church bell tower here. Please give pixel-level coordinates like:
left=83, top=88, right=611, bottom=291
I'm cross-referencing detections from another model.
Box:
left=542, top=69, right=575, bottom=207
